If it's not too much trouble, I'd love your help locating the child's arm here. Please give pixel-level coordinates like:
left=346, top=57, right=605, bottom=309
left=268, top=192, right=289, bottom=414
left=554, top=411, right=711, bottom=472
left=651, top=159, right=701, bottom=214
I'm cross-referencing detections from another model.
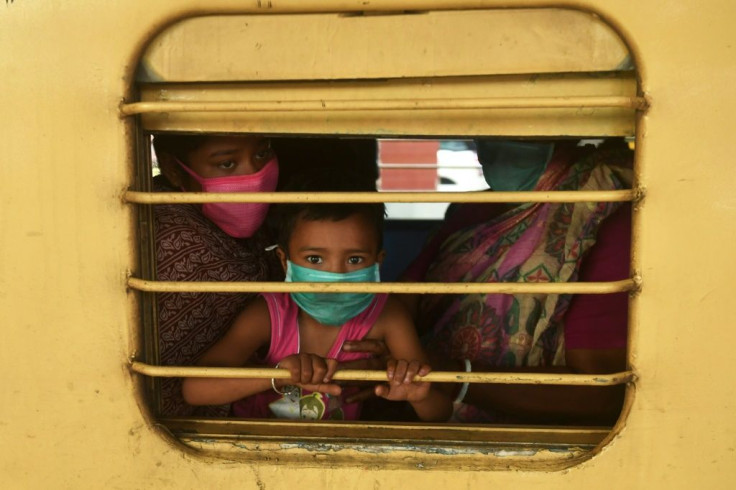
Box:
left=181, top=297, right=274, bottom=406
left=182, top=297, right=343, bottom=405
left=371, top=297, right=453, bottom=422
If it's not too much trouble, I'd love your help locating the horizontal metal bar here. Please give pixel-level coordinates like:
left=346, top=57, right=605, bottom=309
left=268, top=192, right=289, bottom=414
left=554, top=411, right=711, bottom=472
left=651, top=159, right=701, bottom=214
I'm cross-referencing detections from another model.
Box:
left=378, top=163, right=480, bottom=170
left=127, top=277, right=635, bottom=295
left=124, top=189, right=636, bottom=204
left=129, top=361, right=634, bottom=386
left=120, top=96, right=646, bottom=117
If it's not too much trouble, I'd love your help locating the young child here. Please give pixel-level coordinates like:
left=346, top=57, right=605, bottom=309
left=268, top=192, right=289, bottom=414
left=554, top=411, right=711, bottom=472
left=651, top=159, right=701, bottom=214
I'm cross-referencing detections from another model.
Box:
left=181, top=173, right=452, bottom=422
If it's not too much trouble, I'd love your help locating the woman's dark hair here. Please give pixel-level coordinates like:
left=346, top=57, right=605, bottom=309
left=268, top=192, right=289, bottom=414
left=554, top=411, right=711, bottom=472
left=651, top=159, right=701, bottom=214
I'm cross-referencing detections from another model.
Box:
left=153, top=134, right=378, bottom=176
left=272, top=137, right=378, bottom=189
left=151, top=133, right=211, bottom=163
left=273, top=169, right=385, bottom=251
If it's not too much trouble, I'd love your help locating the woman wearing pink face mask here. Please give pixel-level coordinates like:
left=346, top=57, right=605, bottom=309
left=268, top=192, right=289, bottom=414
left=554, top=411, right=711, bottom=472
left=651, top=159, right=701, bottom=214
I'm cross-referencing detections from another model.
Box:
left=152, top=134, right=284, bottom=417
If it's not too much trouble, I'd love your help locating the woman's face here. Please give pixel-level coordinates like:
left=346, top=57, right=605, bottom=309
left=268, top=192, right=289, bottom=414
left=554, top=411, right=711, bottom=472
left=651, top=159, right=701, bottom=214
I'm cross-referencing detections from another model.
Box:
left=181, top=136, right=274, bottom=190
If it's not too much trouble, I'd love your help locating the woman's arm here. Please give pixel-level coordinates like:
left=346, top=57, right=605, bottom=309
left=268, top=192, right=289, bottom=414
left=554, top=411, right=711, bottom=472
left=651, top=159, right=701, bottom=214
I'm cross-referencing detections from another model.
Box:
left=459, top=348, right=626, bottom=425
left=434, top=204, right=631, bottom=424
left=181, top=297, right=273, bottom=406
left=343, top=340, right=626, bottom=424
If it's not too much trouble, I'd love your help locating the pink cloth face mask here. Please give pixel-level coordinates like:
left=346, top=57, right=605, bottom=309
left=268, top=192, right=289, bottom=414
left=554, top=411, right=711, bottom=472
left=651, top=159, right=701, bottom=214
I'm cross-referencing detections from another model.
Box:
left=176, top=157, right=279, bottom=238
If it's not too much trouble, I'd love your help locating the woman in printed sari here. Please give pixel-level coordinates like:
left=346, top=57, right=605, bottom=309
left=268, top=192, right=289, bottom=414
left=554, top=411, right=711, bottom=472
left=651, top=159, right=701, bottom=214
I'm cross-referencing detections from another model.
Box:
left=152, top=134, right=283, bottom=417
left=398, top=139, right=633, bottom=425
left=153, top=135, right=379, bottom=417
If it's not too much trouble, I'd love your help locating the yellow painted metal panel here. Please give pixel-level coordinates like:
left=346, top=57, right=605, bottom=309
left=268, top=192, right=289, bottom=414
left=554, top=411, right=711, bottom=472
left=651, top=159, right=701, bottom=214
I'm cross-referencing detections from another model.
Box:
left=139, top=9, right=631, bottom=82
left=0, top=0, right=735, bottom=488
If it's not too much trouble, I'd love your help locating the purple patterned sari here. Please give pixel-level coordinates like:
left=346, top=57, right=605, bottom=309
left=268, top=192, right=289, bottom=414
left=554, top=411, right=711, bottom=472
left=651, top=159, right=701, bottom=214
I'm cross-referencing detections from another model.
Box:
left=415, top=146, right=632, bottom=421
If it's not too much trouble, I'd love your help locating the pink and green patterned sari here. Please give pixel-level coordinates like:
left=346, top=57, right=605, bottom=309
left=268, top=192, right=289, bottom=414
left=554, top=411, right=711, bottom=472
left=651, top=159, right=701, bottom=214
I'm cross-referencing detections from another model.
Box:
left=417, top=145, right=633, bottom=412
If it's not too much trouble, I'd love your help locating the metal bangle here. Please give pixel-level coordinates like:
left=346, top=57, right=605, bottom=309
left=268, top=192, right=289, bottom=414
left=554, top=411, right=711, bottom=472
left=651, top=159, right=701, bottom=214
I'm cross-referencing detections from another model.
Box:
left=271, top=362, right=286, bottom=394
left=271, top=362, right=298, bottom=396
left=271, top=376, right=287, bottom=395
left=454, top=359, right=471, bottom=404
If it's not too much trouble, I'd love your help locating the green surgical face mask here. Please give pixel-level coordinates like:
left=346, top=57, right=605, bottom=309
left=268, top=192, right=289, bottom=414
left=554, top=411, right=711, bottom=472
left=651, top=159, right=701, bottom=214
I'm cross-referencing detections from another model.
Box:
left=476, top=140, right=555, bottom=191
left=285, top=261, right=380, bottom=326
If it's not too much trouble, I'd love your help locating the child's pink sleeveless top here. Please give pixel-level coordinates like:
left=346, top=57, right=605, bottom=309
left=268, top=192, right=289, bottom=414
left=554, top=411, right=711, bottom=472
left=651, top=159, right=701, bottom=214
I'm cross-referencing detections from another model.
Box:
left=232, top=293, right=388, bottom=420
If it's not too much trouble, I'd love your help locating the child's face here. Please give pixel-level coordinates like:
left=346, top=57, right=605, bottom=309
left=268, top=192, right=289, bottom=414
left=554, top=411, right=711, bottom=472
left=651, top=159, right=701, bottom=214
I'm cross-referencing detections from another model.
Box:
left=279, top=213, right=384, bottom=274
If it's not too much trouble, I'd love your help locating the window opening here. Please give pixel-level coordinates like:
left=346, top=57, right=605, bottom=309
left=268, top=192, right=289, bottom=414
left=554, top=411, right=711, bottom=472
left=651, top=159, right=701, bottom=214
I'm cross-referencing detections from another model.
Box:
left=130, top=133, right=636, bottom=441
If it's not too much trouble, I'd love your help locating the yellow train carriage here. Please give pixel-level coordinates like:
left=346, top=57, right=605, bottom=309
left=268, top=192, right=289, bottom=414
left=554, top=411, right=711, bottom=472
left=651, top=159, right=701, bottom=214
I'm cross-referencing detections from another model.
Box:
left=1, top=1, right=735, bottom=488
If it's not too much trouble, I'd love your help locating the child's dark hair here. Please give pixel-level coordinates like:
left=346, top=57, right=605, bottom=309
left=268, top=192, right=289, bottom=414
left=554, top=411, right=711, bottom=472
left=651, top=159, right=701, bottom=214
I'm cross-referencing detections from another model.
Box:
left=273, top=169, right=385, bottom=251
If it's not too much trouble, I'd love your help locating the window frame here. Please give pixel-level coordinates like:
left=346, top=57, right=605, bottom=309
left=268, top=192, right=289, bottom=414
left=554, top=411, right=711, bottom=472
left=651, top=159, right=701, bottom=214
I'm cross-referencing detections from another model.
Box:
left=126, top=5, right=643, bottom=470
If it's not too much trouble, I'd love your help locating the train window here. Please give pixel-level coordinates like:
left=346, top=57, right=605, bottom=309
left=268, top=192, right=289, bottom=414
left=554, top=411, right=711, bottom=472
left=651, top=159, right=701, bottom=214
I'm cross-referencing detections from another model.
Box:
left=125, top=7, right=640, bottom=469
